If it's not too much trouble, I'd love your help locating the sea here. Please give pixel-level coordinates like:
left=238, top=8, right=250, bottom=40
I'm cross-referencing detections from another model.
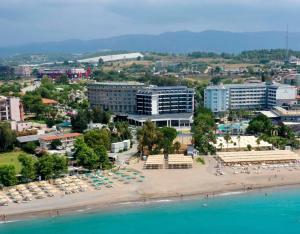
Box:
left=1, top=186, right=300, bottom=234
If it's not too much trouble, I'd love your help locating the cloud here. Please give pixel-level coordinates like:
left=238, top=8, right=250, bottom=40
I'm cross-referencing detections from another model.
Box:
left=0, top=0, right=299, bottom=46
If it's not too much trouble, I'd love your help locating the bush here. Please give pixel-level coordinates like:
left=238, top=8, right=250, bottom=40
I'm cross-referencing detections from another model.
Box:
left=22, top=142, right=39, bottom=154
left=195, top=157, right=205, bottom=165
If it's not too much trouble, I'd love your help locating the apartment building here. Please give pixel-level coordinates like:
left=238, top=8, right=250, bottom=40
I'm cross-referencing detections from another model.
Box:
left=0, top=96, right=24, bottom=121
left=87, top=82, right=145, bottom=114
left=204, top=82, right=297, bottom=113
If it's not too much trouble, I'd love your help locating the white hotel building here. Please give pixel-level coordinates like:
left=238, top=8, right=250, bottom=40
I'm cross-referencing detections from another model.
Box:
left=204, top=82, right=297, bottom=113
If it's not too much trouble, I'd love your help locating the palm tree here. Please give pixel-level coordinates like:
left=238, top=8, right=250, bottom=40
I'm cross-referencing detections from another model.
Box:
left=136, top=120, right=160, bottom=155
left=224, top=133, right=231, bottom=150
left=173, top=141, right=181, bottom=154
left=218, top=142, right=224, bottom=151
left=237, top=134, right=241, bottom=150
left=256, top=137, right=261, bottom=151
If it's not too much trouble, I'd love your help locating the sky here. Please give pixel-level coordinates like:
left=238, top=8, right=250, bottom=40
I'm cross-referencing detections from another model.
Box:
left=0, top=0, right=300, bottom=47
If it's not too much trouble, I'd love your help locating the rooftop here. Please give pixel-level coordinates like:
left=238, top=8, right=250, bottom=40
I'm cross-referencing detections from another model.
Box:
left=88, top=81, right=144, bottom=86
left=17, top=132, right=58, bottom=143
left=78, top=52, right=144, bottom=63
left=137, top=86, right=195, bottom=95
left=218, top=150, right=300, bottom=164
left=206, top=82, right=295, bottom=90
left=128, top=113, right=193, bottom=121
left=168, top=154, right=193, bottom=165
left=42, top=98, right=58, bottom=105
left=40, top=133, right=82, bottom=141
left=272, top=106, right=300, bottom=116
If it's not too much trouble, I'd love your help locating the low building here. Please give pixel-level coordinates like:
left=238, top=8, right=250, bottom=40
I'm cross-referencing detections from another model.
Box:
left=17, top=132, right=59, bottom=145
left=111, top=140, right=131, bottom=153
left=0, top=96, right=24, bottom=121
left=39, top=133, right=82, bottom=150
left=38, top=67, right=88, bottom=79
left=78, top=52, right=144, bottom=64
left=10, top=121, right=47, bottom=132
left=15, top=65, right=32, bottom=77
left=271, top=106, right=300, bottom=122
left=127, top=113, right=193, bottom=128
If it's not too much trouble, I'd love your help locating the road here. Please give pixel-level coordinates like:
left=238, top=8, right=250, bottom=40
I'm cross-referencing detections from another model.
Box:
left=109, top=140, right=138, bottom=165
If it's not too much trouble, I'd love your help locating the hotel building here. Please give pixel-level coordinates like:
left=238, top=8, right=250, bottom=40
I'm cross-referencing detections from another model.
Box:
left=88, top=83, right=195, bottom=128
left=87, top=82, right=145, bottom=114
left=204, top=82, right=297, bottom=113
left=136, top=86, right=194, bottom=115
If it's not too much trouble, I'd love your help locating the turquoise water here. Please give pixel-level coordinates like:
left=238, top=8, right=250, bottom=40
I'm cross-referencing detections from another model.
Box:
left=1, top=187, right=300, bottom=234
left=218, top=121, right=249, bottom=133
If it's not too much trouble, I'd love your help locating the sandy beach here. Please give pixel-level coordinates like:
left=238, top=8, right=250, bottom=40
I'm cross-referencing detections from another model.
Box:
left=2, top=156, right=300, bottom=222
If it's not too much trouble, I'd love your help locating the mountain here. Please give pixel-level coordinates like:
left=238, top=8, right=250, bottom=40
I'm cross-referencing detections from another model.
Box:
left=1, top=30, right=300, bottom=56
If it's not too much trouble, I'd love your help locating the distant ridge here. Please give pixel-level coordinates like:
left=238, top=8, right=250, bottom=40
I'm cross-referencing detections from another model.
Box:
left=1, top=30, right=300, bottom=56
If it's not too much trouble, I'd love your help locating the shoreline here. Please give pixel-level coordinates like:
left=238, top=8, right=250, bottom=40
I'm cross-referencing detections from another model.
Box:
left=2, top=181, right=300, bottom=223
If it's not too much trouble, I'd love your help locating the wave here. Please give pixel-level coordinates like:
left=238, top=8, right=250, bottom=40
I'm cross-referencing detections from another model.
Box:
left=214, top=191, right=246, bottom=197
left=117, top=199, right=174, bottom=206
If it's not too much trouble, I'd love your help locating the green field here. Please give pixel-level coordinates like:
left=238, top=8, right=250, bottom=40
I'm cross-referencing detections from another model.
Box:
left=0, top=151, right=31, bottom=173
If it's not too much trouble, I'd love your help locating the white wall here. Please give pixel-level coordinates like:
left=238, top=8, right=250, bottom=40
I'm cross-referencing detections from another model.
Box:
left=8, top=97, right=21, bottom=121
left=151, top=96, right=159, bottom=115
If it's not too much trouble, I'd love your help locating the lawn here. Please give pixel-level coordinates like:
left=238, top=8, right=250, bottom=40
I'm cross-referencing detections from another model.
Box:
left=0, top=151, right=31, bottom=173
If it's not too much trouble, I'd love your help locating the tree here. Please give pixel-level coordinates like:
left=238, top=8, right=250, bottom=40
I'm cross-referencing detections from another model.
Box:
left=92, top=107, right=103, bottom=123
left=247, top=144, right=252, bottom=151
left=71, top=110, right=89, bottom=133
left=36, top=154, right=67, bottom=180
left=52, top=154, right=68, bottom=178
left=114, top=122, right=132, bottom=141
left=256, top=138, right=261, bottom=150
left=0, top=122, right=16, bottom=152
left=224, top=133, right=231, bottom=149
left=237, top=134, right=241, bottom=150
left=193, top=124, right=216, bottom=155
left=211, top=76, right=222, bottom=85
left=218, top=142, right=224, bottom=151
left=94, top=145, right=112, bottom=169
left=137, top=121, right=160, bottom=155
left=18, top=154, right=36, bottom=182
left=246, top=114, right=272, bottom=135
left=22, top=93, right=45, bottom=116
left=50, top=139, right=62, bottom=150
left=0, top=165, right=17, bottom=187
left=56, top=74, right=69, bottom=84
left=158, top=127, right=177, bottom=157
left=98, top=58, right=104, bottom=67
left=84, top=129, right=111, bottom=150
left=173, top=141, right=181, bottom=154
left=76, top=144, right=99, bottom=171
left=192, top=108, right=217, bottom=155
left=21, top=142, right=39, bottom=154
left=92, top=107, right=111, bottom=124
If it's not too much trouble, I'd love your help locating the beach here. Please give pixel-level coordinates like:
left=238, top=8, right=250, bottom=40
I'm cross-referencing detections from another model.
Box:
left=2, top=156, right=300, bottom=222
